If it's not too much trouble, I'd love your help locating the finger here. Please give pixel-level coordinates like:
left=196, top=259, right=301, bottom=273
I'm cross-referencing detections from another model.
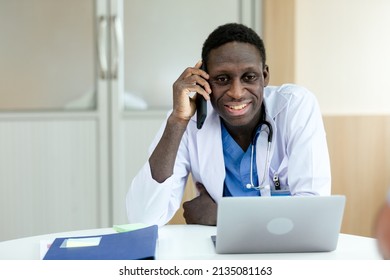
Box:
left=185, top=75, right=212, bottom=98
left=194, top=76, right=212, bottom=96
left=184, top=60, right=210, bottom=79
left=196, top=182, right=208, bottom=195
left=178, top=65, right=207, bottom=80
left=178, top=82, right=211, bottom=102
left=182, top=198, right=198, bottom=224
left=182, top=86, right=209, bottom=101
left=194, top=60, right=202, bottom=69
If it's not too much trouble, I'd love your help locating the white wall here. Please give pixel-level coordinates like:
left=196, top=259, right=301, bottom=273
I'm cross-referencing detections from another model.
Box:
left=295, top=0, right=390, bottom=115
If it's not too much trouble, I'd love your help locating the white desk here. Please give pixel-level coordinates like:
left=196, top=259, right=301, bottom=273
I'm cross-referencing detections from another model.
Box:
left=0, top=225, right=382, bottom=260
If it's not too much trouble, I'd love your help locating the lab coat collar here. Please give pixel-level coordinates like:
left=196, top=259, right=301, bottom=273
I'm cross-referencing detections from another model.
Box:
left=263, top=85, right=290, bottom=120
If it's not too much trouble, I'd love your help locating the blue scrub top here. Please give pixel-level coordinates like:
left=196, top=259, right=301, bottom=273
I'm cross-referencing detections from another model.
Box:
left=221, top=122, right=260, bottom=197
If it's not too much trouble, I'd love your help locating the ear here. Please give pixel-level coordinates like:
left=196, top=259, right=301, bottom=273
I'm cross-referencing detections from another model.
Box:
left=263, top=64, right=270, bottom=86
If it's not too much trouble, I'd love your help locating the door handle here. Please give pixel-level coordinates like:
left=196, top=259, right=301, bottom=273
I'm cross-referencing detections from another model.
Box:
left=97, top=15, right=108, bottom=79
left=110, top=15, right=123, bottom=80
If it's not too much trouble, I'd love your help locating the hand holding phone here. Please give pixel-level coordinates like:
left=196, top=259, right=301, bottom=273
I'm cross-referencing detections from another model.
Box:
left=196, top=63, right=208, bottom=129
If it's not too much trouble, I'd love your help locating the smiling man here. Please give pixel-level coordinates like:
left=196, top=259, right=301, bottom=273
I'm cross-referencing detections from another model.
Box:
left=126, top=23, right=331, bottom=226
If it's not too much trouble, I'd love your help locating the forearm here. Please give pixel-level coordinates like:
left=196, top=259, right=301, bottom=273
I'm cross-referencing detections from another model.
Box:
left=149, top=113, right=189, bottom=183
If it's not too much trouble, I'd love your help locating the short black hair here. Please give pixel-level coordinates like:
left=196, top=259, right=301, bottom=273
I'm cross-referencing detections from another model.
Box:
left=201, top=23, right=266, bottom=70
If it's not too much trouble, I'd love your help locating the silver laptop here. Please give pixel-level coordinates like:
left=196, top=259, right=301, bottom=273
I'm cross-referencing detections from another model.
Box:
left=214, top=195, right=346, bottom=254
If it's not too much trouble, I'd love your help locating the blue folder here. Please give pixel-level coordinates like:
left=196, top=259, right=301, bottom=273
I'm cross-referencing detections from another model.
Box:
left=43, top=225, right=158, bottom=260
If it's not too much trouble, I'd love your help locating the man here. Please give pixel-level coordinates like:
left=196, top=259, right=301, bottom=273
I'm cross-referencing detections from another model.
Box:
left=375, top=191, right=390, bottom=259
left=126, top=23, right=331, bottom=226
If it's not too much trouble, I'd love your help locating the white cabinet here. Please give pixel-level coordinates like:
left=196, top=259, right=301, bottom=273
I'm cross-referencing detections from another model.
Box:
left=0, top=0, right=111, bottom=241
left=0, top=0, right=262, bottom=241
left=0, top=118, right=106, bottom=238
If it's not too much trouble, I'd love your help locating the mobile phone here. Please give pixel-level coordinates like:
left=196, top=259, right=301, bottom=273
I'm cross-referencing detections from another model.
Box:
left=196, top=63, right=207, bottom=129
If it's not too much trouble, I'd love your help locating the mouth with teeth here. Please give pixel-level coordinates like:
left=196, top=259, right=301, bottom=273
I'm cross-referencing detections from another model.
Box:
left=228, top=103, right=248, bottom=110
left=224, top=102, right=250, bottom=115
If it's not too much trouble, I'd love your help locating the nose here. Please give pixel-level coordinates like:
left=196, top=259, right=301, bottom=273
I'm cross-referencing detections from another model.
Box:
left=226, top=78, right=244, bottom=99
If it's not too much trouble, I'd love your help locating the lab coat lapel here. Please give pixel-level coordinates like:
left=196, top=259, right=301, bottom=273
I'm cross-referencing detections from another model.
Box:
left=196, top=109, right=225, bottom=203
left=257, top=89, right=289, bottom=195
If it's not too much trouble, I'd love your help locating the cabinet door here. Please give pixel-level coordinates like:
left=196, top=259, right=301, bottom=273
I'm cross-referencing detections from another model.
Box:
left=0, top=0, right=97, bottom=111
left=0, top=0, right=111, bottom=241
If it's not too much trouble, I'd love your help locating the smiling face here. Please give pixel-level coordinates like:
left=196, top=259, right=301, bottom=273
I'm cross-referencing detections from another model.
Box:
left=207, top=41, right=269, bottom=135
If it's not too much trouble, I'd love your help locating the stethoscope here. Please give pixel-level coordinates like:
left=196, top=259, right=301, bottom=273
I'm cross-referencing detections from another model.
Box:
left=245, top=113, right=273, bottom=191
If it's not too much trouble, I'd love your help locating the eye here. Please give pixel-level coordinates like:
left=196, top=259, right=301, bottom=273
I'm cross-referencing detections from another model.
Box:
left=243, top=73, right=258, bottom=82
left=214, top=75, right=230, bottom=85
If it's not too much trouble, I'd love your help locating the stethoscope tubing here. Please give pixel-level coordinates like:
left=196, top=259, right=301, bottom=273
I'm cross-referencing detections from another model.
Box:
left=246, top=120, right=273, bottom=190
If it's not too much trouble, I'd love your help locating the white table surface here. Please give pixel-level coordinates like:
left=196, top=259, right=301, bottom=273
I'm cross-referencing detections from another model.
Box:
left=0, top=224, right=382, bottom=260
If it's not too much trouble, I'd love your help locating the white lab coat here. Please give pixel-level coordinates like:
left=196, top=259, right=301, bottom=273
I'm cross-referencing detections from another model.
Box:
left=126, top=84, right=331, bottom=226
